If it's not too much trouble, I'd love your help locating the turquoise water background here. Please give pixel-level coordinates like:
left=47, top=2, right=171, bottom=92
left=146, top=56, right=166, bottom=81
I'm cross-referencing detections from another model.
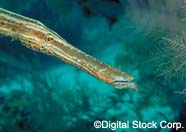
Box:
left=0, top=0, right=185, bottom=132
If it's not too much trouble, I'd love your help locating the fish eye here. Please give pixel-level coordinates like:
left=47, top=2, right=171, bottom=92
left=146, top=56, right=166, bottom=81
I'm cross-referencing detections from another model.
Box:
left=44, top=34, right=54, bottom=43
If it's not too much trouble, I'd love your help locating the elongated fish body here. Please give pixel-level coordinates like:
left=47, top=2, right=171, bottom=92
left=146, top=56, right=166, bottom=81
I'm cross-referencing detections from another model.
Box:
left=0, top=8, right=136, bottom=89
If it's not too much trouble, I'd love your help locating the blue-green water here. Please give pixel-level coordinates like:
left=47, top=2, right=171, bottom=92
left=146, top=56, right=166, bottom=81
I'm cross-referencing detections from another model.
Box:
left=0, top=0, right=185, bottom=132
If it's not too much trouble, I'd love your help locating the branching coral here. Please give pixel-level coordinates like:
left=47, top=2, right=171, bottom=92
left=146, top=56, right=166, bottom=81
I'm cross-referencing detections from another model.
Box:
left=151, top=33, right=186, bottom=81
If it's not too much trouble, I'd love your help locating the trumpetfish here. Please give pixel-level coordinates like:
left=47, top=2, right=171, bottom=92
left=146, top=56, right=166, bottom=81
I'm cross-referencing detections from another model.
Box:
left=0, top=8, right=136, bottom=89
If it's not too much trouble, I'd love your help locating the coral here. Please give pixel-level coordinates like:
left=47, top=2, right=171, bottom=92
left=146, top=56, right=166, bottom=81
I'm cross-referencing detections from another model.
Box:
left=0, top=91, right=36, bottom=132
left=154, top=33, right=186, bottom=80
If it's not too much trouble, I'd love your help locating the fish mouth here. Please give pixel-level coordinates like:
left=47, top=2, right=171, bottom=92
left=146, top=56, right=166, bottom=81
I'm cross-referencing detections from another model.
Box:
left=111, top=79, right=137, bottom=90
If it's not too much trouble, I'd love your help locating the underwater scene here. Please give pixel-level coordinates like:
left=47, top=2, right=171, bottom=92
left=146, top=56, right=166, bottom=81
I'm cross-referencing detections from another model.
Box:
left=0, top=0, right=186, bottom=132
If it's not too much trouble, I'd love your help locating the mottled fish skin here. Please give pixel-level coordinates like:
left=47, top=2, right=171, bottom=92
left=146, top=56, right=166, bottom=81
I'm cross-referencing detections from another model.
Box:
left=0, top=8, right=137, bottom=89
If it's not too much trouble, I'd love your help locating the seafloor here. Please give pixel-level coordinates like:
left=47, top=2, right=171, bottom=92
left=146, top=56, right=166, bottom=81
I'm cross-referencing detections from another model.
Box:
left=0, top=0, right=186, bottom=132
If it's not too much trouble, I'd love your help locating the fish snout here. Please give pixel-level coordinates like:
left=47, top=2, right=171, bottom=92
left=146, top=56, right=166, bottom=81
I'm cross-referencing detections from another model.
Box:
left=111, top=75, right=137, bottom=90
